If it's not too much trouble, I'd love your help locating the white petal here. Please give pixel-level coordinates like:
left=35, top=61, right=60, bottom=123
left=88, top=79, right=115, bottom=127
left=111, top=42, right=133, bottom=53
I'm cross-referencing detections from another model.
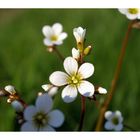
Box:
left=58, top=32, right=68, bottom=40
left=78, top=63, right=94, bottom=79
left=62, top=85, right=78, bottom=103
left=52, top=23, right=62, bottom=35
left=43, top=38, right=53, bottom=46
left=36, top=94, right=53, bottom=113
left=48, top=87, right=58, bottom=97
left=72, top=48, right=80, bottom=59
left=48, top=110, right=64, bottom=127
left=39, top=125, right=55, bottom=131
left=42, top=25, right=53, bottom=38
left=54, top=40, right=63, bottom=45
left=24, top=106, right=37, bottom=121
left=105, top=111, right=113, bottom=120
left=49, top=71, right=68, bottom=86
left=115, top=111, right=123, bottom=123
left=73, top=31, right=81, bottom=43
left=118, top=9, right=127, bottom=15
left=104, top=121, right=114, bottom=130
left=78, top=80, right=94, bottom=97
left=63, top=57, right=78, bottom=75
left=126, top=13, right=138, bottom=20
left=114, top=124, right=123, bottom=131
left=21, top=122, right=37, bottom=131
left=98, top=87, right=107, bottom=94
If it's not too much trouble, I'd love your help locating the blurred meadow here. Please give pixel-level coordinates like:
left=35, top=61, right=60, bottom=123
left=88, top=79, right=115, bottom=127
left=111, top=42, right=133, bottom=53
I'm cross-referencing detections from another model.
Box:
left=0, top=9, right=140, bottom=131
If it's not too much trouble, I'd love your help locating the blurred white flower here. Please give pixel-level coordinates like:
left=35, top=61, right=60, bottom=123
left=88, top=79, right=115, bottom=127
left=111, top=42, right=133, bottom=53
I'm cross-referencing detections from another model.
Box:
left=21, top=94, right=64, bottom=131
left=104, top=110, right=123, bottom=131
left=73, top=27, right=86, bottom=44
left=119, top=8, right=140, bottom=20
left=42, top=23, right=67, bottom=46
left=49, top=57, right=95, bottom=103
left=11, top=100, right=24, bottom=112
left=72, top=48, right=80, bottom=60
left=42, top=84, right=58, bottom=97
left=5, top=85, right=16, bottom=94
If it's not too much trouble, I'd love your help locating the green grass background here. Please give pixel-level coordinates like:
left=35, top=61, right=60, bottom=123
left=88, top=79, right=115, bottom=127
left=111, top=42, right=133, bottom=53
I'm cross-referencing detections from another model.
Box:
left=0, top=9, right=140, bottom=131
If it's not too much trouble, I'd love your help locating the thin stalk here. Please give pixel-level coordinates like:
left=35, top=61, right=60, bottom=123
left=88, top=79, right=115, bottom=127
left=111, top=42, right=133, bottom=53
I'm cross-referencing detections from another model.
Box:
left=54, top=47, right=64, bottom=61
left=95, top=21, right=135, bottom=131
left=78, top=96, right=86, bottom=131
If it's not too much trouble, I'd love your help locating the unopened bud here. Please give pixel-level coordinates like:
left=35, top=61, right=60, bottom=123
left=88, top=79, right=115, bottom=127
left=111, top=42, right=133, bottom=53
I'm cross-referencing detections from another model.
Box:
left=11, top=100, right=24, bottom=112
left=5, top=85, right=16, bottom=95
left=84, top=45, right=92, bottom=55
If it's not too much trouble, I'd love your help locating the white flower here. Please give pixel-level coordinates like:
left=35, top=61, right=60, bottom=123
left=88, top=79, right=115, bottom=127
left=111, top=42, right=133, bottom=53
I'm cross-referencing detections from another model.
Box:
left=42, top=23, right=67, bottom=46
left=72, top=48, right=80, bottom=59
left=104, top=110, right=123, bottom=131
left=73, top=27, right=86, bottom=44
left=11, top=100, right=24, bottom=112
left=42, top=84, right=58, bottom=97
left=119, top=8, right=140, bottom=20
left=21, top=94, right=64, bottom=131
left=97, top=87, right=107, bottom=94
left=49, top=57, right=95, bottom=103
left=4, top=85, right=16, bottom=94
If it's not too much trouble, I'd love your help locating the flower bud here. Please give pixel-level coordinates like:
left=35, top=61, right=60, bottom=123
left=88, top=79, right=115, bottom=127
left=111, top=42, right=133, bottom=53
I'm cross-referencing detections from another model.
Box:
left=84, top=45, right=92, bottom=56
left=11, top=100, right=24, bottom=112
left=4, top=85, right=16, bottom=95
left=72, top=48, right=80, bottom=60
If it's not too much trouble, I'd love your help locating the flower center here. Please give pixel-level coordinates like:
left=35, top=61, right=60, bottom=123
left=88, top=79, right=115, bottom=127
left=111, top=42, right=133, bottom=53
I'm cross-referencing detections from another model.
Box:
left=128, top=8, right=139, bottom=14
left=51, top=35, right=58, bottom=41
left=67, top=74, right=82, bottom=86
left=33, top=112, right=48, bottom=128
left=111, top=117, right=119, bottom=125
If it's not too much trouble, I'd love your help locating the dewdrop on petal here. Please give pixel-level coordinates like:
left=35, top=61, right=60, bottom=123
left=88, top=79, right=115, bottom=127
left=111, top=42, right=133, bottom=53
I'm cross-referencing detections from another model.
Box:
left=5, top=85, right=16, bottom=95
left=11, top=100, right=24, bottom=113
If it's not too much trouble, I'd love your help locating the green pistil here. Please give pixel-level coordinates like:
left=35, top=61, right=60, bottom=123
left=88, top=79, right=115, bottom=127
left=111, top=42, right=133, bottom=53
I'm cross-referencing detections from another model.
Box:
left=51, top=35, right=58, bottom=41
left=128, top=8, right=138, bottom=14
left=67, top=74, right=82, bottom=86
left=33, top=112, right=48, bottom=127
left=112, top=117, right=119, bottom=125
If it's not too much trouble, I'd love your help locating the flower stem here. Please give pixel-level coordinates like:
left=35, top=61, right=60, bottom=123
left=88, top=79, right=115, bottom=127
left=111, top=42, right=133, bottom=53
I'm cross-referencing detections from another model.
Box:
left=123, top=124, right=136, bottom=131
left=54, top=47, right=64, bottom=61
left=95, top=20, right=135, bottom=131
left=78, top=96, right=86, bottom=131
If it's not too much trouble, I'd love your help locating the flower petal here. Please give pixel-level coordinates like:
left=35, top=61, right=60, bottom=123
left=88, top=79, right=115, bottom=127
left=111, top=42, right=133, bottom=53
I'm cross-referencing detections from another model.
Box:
left=78, top=80, right=94, bottom=97
left=78, top=63, right=94, bottom=79
left=54, top=40, right=63, bottom=45
left=126, top=13, right=138, bottom=20
left=63, top=57, right=78, bottom=75
left=36, top=94, right=53, bottom=113
left=49, top=71, right=68, bottom=86
left=52, top=23, right=62, bottom=35
left=118, top=9, right=127, bottom=15
left=43, top=38, right=53, bottom=46
left=39, top=125, right=55, bottom=131
left=62, top=85, right=78, bottom=103
left=114, top=124, right=123, bottom=131
left=104, top=121, right=114, bottom=130
left=48, top=87, right=58, bottom=97
left=21, top=122, right=37, bottom=131
left=115, top=111, right=123, bottom=123
left=24, top=106, right=37, bottom=121
left=105, top=111, right=113, bottom=120
left=42, top=25, right=53, bottom=38
left=48, top=109, right=64, bottom=127
left=58, top=32, right=68, bottom=40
